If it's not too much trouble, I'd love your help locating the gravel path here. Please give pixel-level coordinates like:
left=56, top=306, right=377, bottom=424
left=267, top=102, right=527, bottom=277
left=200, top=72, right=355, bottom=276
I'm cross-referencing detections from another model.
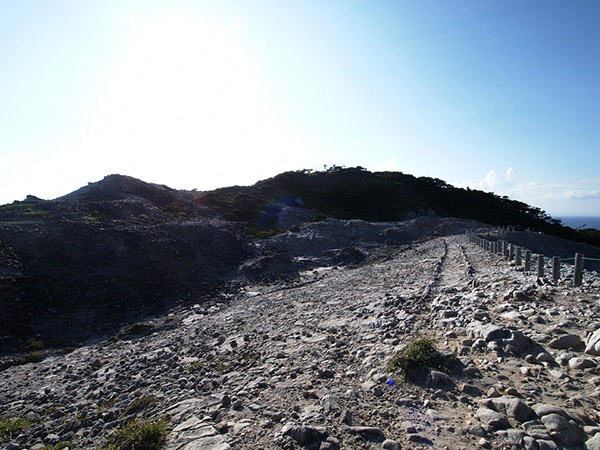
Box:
left=2, top=233, right=600, bottom=450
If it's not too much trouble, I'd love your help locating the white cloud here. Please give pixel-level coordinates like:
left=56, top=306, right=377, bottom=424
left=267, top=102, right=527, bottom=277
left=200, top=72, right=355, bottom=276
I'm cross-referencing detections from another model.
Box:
left=505, top=167, right=516, bottom=182
left=479, top=167, right=517, bottom=190
left=544, top=189, right=600, bottom=200
left=376, top=156, right=401, bottom=172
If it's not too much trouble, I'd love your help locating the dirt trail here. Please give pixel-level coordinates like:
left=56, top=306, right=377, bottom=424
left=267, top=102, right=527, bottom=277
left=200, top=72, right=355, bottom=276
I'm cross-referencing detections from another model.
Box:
left=2, top=234, right=600, bottom=450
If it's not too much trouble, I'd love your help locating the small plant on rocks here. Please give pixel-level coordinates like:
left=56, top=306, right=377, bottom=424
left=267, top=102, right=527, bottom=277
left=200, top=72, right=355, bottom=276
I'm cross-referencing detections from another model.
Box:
left=23, top=338, right=45, bottom=351
left=42, top=442, right=72, bottom=450
left=122, top=396, right=158, bottom=417
left=14, top=351, right=45, bottom=366
left=98, top=398, right=120, bottom=411
left=99, top=417, right=169, bottom=450
left=388, top=337, right=453, bottom=382
left=0, top=415, right=35, bottom=440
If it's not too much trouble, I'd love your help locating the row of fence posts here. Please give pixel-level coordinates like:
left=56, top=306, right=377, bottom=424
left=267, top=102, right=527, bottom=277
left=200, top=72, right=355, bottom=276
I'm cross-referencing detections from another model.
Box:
left=466, top=229, right=586, bottom=287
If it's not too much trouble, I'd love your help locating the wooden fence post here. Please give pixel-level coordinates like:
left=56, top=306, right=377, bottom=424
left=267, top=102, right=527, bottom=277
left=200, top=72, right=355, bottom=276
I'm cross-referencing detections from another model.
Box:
left=537, top=255, right=544, bottom=278
left=515, top=247, right=522, bottom=266
left=574, top=253, right=584, bottom=287
left=524, top=250, right=531, bottom=272
left=552, top=256, right=560, bottom=282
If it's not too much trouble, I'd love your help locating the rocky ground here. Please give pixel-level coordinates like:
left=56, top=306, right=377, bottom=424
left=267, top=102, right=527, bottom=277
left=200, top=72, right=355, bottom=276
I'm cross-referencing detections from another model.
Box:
left=2, top=229, right=600, bottom=450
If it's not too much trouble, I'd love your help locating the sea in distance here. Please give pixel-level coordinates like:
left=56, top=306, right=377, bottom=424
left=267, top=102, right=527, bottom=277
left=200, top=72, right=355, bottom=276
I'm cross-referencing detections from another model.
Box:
left=557, top=216, right=600, bottom=230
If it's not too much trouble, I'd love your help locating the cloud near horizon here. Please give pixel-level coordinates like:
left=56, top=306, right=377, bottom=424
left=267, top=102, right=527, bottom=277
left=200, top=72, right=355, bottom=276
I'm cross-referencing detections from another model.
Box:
left=543, top=189, right=600, bottom=200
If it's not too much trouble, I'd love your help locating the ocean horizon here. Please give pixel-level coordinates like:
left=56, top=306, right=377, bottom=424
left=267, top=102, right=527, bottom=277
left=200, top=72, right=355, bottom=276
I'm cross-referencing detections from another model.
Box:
left=557, top=216, right=600, bottom=230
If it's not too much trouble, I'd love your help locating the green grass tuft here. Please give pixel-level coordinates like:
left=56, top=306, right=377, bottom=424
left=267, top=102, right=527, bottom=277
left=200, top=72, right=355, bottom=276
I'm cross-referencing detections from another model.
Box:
left=14, top=351, right=45, bottom=365
left=43, top=442, right=73, bottom=450
left=122, top=396, right=158, bottom=417
left=387, top=337, right=440, bottom=382
left=23, top=338, right=45, bottom=351
left=0, top=415, right=35, bottom=440
left=97, top=398, right=120, bottom=411
left=99, top=417, right=169, bottom=450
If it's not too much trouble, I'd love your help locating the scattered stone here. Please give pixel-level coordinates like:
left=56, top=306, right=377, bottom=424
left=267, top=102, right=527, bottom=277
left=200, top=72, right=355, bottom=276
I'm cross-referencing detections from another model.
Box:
left=429, top=369, right=451, bottom=385
left=281, top=423, right=328, bottom=445
left=585, top=328, right=600, bottom=355
left=490, top=396, right=536, bottom=423
left=348, top=426, right=385, bottom=440
left=460, top=383, right=482, bottom=397
left=536, top=352, right=554, bottom=363
left=541, top=413, right=569, bottom=432
left=548, top=334, right=583, bottom=350
left=381, top=438, right=402, bottom=450
left=321, top=395, right=339, bottom=413
left=568, top=357, right=596, bottom=370
left=407, top=434, right=433, bottom=445
left=496, top=429, right=526, bottom=446
left=586, top=433, right=600, bottom=450
left=476, top=408, right=511, bottom=430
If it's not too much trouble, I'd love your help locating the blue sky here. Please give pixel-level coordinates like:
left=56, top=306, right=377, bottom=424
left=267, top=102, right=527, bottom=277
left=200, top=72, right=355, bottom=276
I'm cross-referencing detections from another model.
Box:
left=1, top=0, right=599, bottom=216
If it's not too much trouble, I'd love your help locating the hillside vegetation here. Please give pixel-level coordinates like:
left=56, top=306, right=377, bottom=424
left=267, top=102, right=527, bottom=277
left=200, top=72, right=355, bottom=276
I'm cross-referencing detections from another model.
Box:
left=199, top=166, right=598, bottom=246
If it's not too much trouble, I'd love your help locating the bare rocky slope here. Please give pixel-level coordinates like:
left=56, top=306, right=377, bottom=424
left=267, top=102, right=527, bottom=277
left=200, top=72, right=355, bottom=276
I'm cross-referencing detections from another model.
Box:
left=2, top=218, right=600, bottom=450
left=2, top=173, right=600, bottom=450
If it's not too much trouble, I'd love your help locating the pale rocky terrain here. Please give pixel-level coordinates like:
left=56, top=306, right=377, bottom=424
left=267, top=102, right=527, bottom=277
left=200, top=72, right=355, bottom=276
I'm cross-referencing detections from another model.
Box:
left=2, top=219, right=600, bottom=450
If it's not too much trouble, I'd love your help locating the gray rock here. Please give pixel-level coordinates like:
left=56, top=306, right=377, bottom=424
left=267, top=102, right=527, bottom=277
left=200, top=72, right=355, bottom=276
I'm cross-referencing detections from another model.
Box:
left=532, top=404, right=568, bottom=419
left=382, top=439, right=401, bottom=450
left=339, top=409, right=352, bottom=425
left=470, top=324, right=511, bottom=342
left=585, top=433, right=600, bottom=450
left=556, top=352, right=577, bottom=366
left=585, top=328, right=600, bottom=355
left=522, top=436, right=539, bottom=450
left=467, top=424, right=487, bottom=436
left=407, top=434, right=433, bottom=445
left=180, top=437, right=230, bottom=450
left=548, top=334, right=583, bottom=350
left=496, top=429, right=526, bottom=446
left=460, top=383, right=482, bottom=397
left=486, top=387, right=501, bottom=398
left=44, top=434, right=61, bottom=445
left=371, top=373, right=388, bottom=383
left=549, top=369, right=569, bottom=380
left=320, top=395, right=339, bottom=413
left=476, top=408, right=511, bottom=430
left=404, top=421, right=418, bottom=433
left=428, top=369, right=451, bottom=385
left=536, top=352, right=554, bottom=363
left=537, top=440, right=559, bottom=450
left=478, top=437, right=491, bottom=448
left=508, top=330, right=535, bottom=353
left=348, top=426, right=386, bottom=440
left=541, top=413, right=569, bottom=432
left=281, top=423, right=328, bottom=445
left=491, top=397, right=536, bottom=423
left=551, top=421, right=586, bottom=447
left=501, top=311, right=522, bottom=321
left=568, top=357, right=596, bottom=370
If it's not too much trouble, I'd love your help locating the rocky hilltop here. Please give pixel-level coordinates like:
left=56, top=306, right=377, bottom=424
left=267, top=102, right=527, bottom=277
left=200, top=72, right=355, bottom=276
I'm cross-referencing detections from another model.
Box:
left=2, top=171, right=600, bottom=450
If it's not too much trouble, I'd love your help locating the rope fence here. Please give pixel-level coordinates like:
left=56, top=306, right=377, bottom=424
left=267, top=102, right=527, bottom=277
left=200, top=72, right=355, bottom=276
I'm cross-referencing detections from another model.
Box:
left=466, top=228, right=600, bottom=287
